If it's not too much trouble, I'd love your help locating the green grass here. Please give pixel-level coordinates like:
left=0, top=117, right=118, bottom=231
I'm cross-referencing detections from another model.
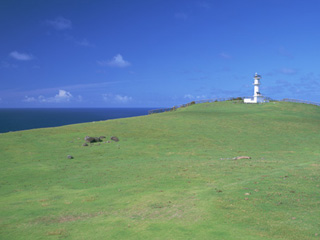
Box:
left=1, top=101, right=320, bottom=239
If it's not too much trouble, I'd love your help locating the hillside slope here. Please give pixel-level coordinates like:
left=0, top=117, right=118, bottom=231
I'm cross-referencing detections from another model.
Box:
left=1, top=102, right=319, bottom=239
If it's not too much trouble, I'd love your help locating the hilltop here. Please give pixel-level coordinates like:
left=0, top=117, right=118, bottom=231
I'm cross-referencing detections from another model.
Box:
left=1, top=101, right=319, bottom=239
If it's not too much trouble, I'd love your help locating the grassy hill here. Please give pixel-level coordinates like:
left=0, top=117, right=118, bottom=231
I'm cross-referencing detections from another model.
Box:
left=1, top=101, right=319, bottom=240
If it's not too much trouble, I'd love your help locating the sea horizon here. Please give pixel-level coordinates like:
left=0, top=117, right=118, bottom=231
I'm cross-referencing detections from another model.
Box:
left=0, top=108, right=155, bottom=133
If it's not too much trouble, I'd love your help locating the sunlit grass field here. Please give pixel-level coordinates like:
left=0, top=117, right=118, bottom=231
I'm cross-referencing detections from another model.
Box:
left=1, top=101, right=319, bottom=239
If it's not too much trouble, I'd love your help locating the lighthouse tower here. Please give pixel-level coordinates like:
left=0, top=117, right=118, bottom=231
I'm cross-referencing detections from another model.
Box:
left=244, top=73, right=266, bottom=103
left=253, top=73, right=261, bottom=102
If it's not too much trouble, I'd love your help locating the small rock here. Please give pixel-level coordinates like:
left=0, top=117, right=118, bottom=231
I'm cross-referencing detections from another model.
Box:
left=84, top=136, right=102, bottom=143
left=82, top=143, right=88, bottom=146
left=84, top=136, right=95, bottom=143
left=99, top=136, right=106, bottom=140
left=111, top=136, right=119, bottom=142
left=67, top=155, right=73, bottom=159
left=107, top=141, right=111, bottom=143
left=244, top=193, right=251, bottom=195
left=233, top=156, right=251, bottom=160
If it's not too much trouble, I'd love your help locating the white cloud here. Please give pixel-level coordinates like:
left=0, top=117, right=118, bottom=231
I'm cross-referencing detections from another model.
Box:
left=98, top=54, right=131, bottom=68
left=38, top=95, right=45, bottom=102
left=114, top=94, right=132, bottom=103
left=184, top=94, right=207, bottom=100
left=49, top=90, right=73, bottom=102
left=184, top=94, right=194, bottom=99
left=196, top=95, right=207, bottom=99
left=23, top=96, right=36, bottom=102
left=102, top=93, right=132, bottom=103
left=22, top=90, right=73, bottom=103
left=76, top=38, right=94, bottom=47
left=13, top=81, right=125, bottom=99
left=9, top=51, right=34, bottom=61
left=219, top=52, right=232, bottom=59
left=46, top=17, right=72, bottom=30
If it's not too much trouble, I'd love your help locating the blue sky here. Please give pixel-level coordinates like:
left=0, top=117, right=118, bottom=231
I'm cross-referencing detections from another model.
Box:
left=0, top=0, right=319, bottom=108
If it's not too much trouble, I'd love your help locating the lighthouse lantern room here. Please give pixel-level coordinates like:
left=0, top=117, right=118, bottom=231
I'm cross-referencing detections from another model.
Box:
left=244, top=73, right=267, bottom=103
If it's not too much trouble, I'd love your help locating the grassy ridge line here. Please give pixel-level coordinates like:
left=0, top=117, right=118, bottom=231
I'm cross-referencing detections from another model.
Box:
left=0, top=101, right=320, bottom=240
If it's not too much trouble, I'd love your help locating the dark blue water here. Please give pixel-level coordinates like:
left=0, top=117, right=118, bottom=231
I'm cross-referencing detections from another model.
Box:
left=0, top=108, right=152, bottom=133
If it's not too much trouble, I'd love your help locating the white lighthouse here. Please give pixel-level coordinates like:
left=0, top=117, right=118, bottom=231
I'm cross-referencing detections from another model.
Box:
left=244, top=73, right=267, bottom=103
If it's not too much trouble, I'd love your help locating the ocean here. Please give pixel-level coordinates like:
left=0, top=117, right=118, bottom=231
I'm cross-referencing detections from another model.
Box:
left=0, top=108, right=152, bottom=133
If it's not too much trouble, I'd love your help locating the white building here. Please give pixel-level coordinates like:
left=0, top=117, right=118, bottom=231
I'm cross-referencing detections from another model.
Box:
left=244, top=73, right=267, bottom=103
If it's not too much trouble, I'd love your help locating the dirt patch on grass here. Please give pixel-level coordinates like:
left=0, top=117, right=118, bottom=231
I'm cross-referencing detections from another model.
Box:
left=47, top=229, right=68, bottom=236
left=32, top=211, right=105, bottom=225
left=58, top=215, right=85, bottom=223
left=126, top=194, right=203, bottom=222
left=310, top=164, right=320, bottom=167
